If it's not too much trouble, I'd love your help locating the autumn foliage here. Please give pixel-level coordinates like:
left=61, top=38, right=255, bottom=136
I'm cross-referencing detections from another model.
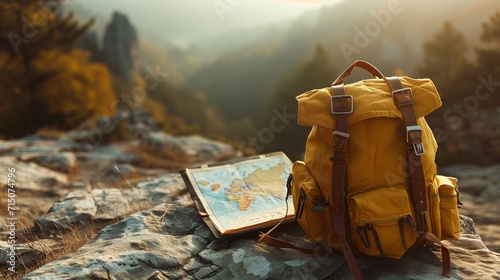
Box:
left=0, top=1, right=116, bottom=138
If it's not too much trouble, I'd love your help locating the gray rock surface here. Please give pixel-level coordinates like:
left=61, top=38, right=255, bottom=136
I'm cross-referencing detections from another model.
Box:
left=136, top=173, right=190, bottom=205
left=175, top=135, right=236, bottom=160
left=0, top=156, right=68, bottom=192
left=0, top=239, right=59, bottom=269
left=1, top=129, right=499, bottom=279
left=107, top=163, right=138, bottom=178
left=35, top=187, right=153, bottom=232
left=32, top=170, right=192, bottom=234
left=140, top=132, right=236, bottom=161
left=23, top=200, right=500, bottom=280
left=0, top=129, right=236, bottom=231
left=1, top=137, right=77, bottom=157
left=443, top=107, right=500, bottom=163
left=84, top=143, right=139, bottom=163
left=440, top=164, right=500, bottom=198
left=441, top=164, right=500, bottom=253
left=33, top=152, right=77, bottom=173
left=140, top=132, right=186, bottom=155
left=35, top=190, right=97, bottom=231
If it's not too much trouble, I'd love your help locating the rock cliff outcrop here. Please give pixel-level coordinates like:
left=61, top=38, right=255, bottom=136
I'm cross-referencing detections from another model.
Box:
left=103, top=11, right=140, bottom=85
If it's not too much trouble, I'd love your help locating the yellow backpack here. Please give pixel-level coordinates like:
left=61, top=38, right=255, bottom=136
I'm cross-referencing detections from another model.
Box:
left=260, top=60, right=461, bottom=279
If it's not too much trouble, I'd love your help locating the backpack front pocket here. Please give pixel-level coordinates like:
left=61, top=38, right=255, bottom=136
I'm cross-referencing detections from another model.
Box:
left=348, top=186, right=418, bottom=259
left=291, top=161, right=328, bottom=242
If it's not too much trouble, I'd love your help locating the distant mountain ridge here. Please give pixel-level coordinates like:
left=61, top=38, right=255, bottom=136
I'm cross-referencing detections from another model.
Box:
left=184, top=0, right=497, bottom=123
left=65, top=0, right=498, bottom=142
left=190, top=0, right=495, bottom=73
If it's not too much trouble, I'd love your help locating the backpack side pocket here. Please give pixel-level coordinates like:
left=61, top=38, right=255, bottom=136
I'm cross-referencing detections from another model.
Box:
left=429, top=178, right=441, bottom=239
left=436, top=175, right=461, bottom=240
left=291, top=161, right=328, bottom=242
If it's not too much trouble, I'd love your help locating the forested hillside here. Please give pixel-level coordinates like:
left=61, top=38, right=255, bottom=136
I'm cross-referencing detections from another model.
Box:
left=0, top=1, right=114, bottom=138
left=187, top=1, right=500, bottom=128
left=2, top=0, right=499, bottom=161
left=182, top=0, right=499, bottom=158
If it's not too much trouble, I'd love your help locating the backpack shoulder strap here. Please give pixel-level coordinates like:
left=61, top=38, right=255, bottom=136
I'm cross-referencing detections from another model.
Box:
left=330, top=85, right=363, bottom=280
left=385, top=77, right=428, bottom=230
left=385, top=76, right=451, bottom=278
left=260, top=84, right=363, bottom=280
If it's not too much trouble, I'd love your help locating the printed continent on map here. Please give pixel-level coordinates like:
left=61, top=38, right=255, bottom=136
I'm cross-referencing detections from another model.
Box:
left=225, top=162, right=286, bottom=211
left=211, top=184, right=221, bottom=191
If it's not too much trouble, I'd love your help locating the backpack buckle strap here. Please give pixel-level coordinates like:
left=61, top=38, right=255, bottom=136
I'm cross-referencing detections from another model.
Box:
left=333, top=130, right=350, bottom=139
left=331, top=95, right=354, bottom=114
left=412, top=143, right=425, bottom=157
left=406, top=125, right=425, bottom=156
left=333, top=131, right=349, bottom=153
left=391, top=87, right=414, bottom=107
left=417, top=212, right=428, bottom=231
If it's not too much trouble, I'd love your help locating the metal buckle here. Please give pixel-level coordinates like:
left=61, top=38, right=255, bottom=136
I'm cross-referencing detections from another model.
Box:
left=417, top=212, right=428, bottom=230
left=406, top=125, right=421, bottom=141
left=413, top=143, right=425, bottom=156
left=333, top=130, right=350, bottom=139
left=331, top=95, right=354, bottom=115
left=391, top=88, right=413, bottom=100
left=406, top=125, right=424, bottom=156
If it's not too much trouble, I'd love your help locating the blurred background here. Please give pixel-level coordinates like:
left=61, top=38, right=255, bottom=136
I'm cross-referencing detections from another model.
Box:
left=0, top=0, right=499, bottom=260
left=1, top=0, right=499, bottom=163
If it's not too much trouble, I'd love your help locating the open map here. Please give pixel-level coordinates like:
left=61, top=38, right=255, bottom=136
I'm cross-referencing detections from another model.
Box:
left=184, top=152, right=294, bottom=236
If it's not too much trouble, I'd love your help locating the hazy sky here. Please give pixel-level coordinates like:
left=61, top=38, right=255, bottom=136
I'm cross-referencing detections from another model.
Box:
left=72, top=0, right=345, bottom=45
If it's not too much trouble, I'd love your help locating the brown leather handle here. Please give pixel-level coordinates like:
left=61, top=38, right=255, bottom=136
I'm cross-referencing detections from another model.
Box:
left=332, top=60, right=384, bottom=86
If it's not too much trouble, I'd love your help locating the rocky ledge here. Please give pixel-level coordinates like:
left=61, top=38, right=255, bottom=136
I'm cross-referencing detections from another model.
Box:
left=0, top=129, right=499, bottom=279
left=16, top=195, right=500, bottom=279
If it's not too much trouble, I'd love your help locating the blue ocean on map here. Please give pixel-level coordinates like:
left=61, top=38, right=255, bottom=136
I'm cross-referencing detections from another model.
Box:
left=190, top=157, right=292, bottom=230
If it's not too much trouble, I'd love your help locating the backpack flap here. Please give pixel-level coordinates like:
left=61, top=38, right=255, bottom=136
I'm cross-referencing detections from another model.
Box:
left=296, top=76, right=442, bottom=193
left=296, top=77, right=442, bottom=129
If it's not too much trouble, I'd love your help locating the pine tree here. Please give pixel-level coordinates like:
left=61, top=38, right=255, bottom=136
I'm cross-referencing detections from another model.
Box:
left=416, top=22, right=473, bottom=99
left=262, top=45, right=337, bottom=159
left=416, top=21, right=478, bottom=130
left=476, top=11, right=500, bottom=108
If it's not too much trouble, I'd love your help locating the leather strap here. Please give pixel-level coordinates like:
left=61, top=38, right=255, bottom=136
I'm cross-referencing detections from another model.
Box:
left=418, top=232, right=451, bottom=277
left=385, top=77, right=428, bottom=232
left=332, top=60, right=384, bottom=86
left=259, top=84, right=362, bottom=279
left=258, top=178, right=330, bottom=255
left=385, top=77, right=451, bottom=278
left=258, top=232, right=328, bottom=255
left=331, top=85, right=363, bottom=280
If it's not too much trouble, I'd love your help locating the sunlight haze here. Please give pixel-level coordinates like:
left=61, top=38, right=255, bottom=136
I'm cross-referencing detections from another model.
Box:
left=71, top=0, right=345, bottom=45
